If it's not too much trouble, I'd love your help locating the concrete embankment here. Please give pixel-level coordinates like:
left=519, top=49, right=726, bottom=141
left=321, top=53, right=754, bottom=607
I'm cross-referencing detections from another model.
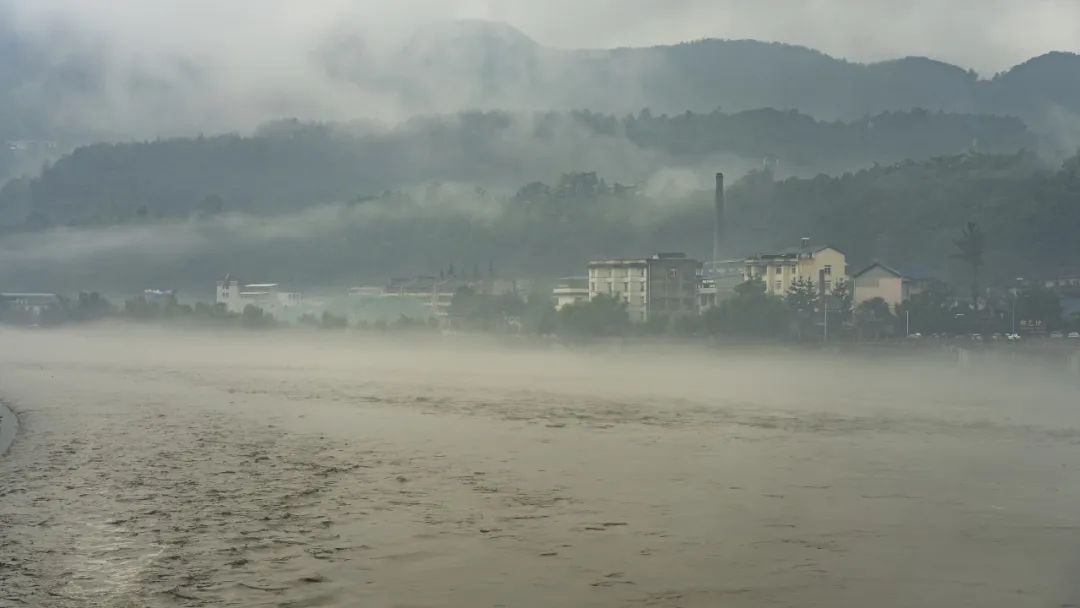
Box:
left=0, top=399, right=17, bottom=456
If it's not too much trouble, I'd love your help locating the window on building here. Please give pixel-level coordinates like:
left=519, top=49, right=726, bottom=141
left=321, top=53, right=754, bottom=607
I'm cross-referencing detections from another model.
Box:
left=775, top=267, right=782, bottom=275
left=623, top=282, right=629, bottom=292
left=590, top=282, right=595, bottom=291
left=774, top=280, right=782, bottom=291
left=824, top=265, right=832, bottom=275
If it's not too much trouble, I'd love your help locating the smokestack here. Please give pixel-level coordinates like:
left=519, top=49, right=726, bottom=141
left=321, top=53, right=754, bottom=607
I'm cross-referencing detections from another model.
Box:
left=713, top=172, right=724, bottom=261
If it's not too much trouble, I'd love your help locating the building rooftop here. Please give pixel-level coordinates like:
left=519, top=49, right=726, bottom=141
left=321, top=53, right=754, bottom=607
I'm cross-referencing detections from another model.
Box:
left=588, top=258, right=648, bottom=267
left=1046, top=272, right=1080, bottom=282
left=753, top=245, right=840, bottom=259
left=853, top=262, right=936, bottom=281
left=853, top=262, right=906, bottom=279
left=554, top=277, right=588, bottom=289
left=1, top=292, right=60, bottom=298
left=589, top=253, right=700, bottom=267
left=348, top=286, right=386, bottom=297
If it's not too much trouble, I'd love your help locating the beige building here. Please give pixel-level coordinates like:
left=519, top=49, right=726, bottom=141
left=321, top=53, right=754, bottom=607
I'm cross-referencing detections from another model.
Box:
left=852, top=263, right=925, bottom=309
left=0, top=292, right=60, bottom=317
left=216, top=277, right=303, bottom=316
left=698, top=259, right=746, bottom=311
left=1045, top=273, right=1080, bottom=290
left=587, top=253, right=701, bottom=322
left=743, top=240, right=848, bottom=297
left=552, top=277, right=588, bottom=311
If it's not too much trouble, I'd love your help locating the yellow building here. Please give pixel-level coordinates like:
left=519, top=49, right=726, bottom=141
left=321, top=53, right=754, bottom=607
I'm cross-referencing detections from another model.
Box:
left=852, top=263, right=927, bottom=309
left=743, top=239, right=848, bottom=297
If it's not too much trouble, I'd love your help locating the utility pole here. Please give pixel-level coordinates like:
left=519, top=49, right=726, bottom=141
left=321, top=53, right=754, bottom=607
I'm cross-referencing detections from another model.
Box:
left=906, top=309, right=910, bottom=337
left=823, top=302, right=828, bottom=342
left=1012, top=276, right=1024, bottom=335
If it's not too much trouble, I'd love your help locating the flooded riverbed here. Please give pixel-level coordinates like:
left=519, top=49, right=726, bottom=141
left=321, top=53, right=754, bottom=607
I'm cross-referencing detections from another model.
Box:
left=2, top=326, right=1079, bottom=607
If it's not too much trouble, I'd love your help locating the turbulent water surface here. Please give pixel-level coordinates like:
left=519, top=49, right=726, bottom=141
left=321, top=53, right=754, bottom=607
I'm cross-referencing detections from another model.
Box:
left=1, top=326, right=1079, bottom=607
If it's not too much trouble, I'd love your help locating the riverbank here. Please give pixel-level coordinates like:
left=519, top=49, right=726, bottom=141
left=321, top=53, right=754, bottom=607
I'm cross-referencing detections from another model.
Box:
left=0, top=398, right=17, bottom=456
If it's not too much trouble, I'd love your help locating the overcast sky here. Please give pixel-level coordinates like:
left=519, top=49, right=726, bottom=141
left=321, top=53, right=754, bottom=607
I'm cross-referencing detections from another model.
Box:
left=3, top=0, right=1078, bottom=137
left=489, top=0, right=1080, bottom=74
left=4, top=0, right=1078, bottom=75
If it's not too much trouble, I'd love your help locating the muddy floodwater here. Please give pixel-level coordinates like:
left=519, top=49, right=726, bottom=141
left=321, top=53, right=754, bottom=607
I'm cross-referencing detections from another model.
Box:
left=2, top=326, right=1080, bottom=607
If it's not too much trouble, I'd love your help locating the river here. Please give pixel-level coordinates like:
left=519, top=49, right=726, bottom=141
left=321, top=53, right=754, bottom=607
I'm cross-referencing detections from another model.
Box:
left=2, top=326, right=1079, bottom=607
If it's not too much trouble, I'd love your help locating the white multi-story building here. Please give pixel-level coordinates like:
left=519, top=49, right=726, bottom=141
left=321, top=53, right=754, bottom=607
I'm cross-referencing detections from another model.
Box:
left=216, top=276, right=303, bottom=316
left=587, top=253, right=702, bottom=323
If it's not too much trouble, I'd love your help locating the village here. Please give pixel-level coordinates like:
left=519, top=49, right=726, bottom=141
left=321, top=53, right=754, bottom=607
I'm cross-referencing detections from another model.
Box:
left=3, top=172, right=1080, bottom=344
left=4, top=240, right=1080, bottom=345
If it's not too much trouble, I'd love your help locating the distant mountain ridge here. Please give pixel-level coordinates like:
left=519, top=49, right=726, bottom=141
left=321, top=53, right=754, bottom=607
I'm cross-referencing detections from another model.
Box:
left=0, top=108, right=1036, bottom=231
left=1, top=19, right=1079, bottom=149
left=328, top=23, right=1080, bottom=127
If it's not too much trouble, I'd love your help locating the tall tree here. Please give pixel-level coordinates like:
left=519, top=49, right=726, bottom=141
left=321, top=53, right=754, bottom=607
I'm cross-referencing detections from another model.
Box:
left=785, top=277, right=819, bottom=341
left=785, top=277, right=819, bottom=314
left=1016, top=285, right=1064, bottom=331
left=830, top=279, right=854, bottom=322
left=894, top=279, right=961, bottom=335
left=952, top=222, right=986, bottom=309
left=558, top=294, right=630, bottom=338
left=855, top=297, right=895, bottom=341
left=703, top=279, right=790, bottom=339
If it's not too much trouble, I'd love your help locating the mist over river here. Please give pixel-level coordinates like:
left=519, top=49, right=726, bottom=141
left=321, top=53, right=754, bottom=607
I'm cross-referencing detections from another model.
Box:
left=2, top=326, right=1079, bottom=607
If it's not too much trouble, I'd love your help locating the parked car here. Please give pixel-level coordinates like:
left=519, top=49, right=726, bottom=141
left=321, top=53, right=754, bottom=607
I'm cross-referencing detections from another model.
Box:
left=971, top=333, right=983, bottom=341
left=1051, top=331, right=1065, bottom=338
left=1069, top=332, right=1080, bottom=339
left=1006, top=333, right=1022, bottom=341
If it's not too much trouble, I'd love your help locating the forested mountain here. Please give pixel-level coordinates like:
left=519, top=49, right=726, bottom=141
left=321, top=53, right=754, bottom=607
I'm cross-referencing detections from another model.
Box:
left=2, top=18, right=1077, bottom=294
left=724, top=152, right=1080, bottom=281
left=0, top=108, right=1034, bottom=230
left=1, top=19, right=1078, bottom=149
left=0, top=151, right=1076, bottom=294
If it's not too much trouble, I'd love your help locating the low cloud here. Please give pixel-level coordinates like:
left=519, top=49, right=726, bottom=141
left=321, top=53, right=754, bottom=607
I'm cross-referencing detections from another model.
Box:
left=2, top=0, right=1077, bottom=140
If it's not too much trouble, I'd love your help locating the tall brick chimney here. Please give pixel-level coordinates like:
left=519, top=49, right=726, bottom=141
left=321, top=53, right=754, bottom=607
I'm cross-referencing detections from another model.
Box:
left=713, top=172, right=725, bottom=261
